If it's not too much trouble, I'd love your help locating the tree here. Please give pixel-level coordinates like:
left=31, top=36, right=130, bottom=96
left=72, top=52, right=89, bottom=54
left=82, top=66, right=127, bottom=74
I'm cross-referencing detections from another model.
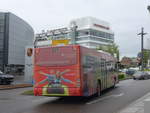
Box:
left=97, top=44, right=120, bottom=61
left=138, top=49, right=150, bottom=67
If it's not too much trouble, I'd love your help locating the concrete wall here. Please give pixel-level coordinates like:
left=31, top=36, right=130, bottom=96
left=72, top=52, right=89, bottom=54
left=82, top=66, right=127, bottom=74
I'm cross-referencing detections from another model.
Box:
left=24, top=46, right=34, bottom=83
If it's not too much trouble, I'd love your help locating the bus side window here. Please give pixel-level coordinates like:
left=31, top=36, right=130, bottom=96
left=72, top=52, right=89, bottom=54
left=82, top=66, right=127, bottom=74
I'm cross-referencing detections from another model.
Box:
left=83, top=56, right=89, bottom=73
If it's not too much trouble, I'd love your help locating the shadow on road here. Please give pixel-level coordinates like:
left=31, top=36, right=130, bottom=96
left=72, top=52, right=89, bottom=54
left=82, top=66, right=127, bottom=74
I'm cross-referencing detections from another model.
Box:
left=27, top=87, right=119, bottom=113
left=38, top=86, right=118, bottom=105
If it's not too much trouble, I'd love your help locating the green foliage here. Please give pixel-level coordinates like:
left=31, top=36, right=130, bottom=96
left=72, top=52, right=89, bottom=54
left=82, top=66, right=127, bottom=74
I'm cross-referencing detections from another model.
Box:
left=118, top=73, right=126, bottom=80
left=97, top=43, right=120, bottom=60
left=144, top=69, right=150, bottom=71
left=143, top=50, right=150, bottom=67
left=138, top=49, right=150, bottom=67
left=21, top=90, right=34, bottom=95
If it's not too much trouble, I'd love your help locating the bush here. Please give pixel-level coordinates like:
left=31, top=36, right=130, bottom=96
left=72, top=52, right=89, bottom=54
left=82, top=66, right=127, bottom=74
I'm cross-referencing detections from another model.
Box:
left=144, top=69, right=150, bottom=71
left=118, top=73, right=126, bottom=80
left=21, top=90, right=34, bottom=95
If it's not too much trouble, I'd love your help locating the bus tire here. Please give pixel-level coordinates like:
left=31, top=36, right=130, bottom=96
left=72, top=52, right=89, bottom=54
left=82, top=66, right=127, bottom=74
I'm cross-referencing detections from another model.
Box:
left=96, top=80, right=101, bottom=97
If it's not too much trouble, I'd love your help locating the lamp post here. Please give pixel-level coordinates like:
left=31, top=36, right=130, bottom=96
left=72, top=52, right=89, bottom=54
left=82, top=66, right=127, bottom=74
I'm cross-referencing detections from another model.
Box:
left=138, top=27, right=147, bottom=71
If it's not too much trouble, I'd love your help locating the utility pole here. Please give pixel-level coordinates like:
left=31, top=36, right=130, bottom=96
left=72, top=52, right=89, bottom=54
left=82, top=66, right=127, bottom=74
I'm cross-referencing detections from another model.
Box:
left=138, top=27, right=147, bottom=71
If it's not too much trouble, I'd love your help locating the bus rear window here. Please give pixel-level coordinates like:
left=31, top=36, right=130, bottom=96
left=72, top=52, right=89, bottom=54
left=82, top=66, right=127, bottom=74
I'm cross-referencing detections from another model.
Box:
left=35, top=46, right=77, bottom=66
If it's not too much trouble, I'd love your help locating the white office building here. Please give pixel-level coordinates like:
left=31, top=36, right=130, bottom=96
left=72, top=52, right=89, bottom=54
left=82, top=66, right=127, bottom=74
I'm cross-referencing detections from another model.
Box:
left=35, top=17, right=114, bottom=48
left=71, top=17, right=114, bottom=48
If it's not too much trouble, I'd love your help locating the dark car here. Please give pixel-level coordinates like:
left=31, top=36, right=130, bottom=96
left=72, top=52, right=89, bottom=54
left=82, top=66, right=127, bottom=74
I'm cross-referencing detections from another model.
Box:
left=0, top=70, right=14, bottom=85
left=126, top=69, right=136, bottom=75
left=133, top=71, right=150, bottom=80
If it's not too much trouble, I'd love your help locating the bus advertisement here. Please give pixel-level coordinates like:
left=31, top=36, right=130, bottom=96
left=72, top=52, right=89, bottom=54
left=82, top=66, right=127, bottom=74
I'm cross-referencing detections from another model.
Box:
left=33, top=45, right=118, bottom=97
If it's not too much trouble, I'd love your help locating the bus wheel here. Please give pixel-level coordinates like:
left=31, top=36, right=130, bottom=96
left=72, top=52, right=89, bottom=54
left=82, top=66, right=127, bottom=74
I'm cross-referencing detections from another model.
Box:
left=97, top=81, right=101, bottom=97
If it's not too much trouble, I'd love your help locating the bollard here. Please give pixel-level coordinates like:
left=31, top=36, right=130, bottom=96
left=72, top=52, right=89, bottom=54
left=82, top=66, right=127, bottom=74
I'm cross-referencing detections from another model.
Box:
left=144, top=99, right=150, bottom=113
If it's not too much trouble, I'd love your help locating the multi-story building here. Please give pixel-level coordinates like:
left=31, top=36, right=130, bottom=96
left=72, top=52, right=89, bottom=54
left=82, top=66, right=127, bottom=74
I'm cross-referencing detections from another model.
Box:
left=35, top=17, right=114, bottom=48
left=121, top=57, right=140, bottom=68
left=35, top=27, right=70, bottom=47
left=71, top=17, right=114, bottom=48
left=0, top=12, right=34, bottom=72
left=121, top=57, right=132, bottom=68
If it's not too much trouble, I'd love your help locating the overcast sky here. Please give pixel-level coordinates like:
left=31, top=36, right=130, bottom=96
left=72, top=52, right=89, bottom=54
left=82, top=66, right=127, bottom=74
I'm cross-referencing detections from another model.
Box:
left=1, top=0, right=150, bottom=58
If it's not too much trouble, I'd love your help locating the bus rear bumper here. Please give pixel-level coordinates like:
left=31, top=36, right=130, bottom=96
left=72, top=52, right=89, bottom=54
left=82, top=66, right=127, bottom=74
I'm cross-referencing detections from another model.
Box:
left=34, top=87, right=81, bottom=96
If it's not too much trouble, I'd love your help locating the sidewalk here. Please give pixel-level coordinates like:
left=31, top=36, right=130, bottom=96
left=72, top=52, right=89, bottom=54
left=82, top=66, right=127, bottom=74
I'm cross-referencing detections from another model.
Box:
left=119, top=92, right=150, bottom=113
left=12, top=75, right=26, bottom=84
left=0, top=75, right=32, bottom=90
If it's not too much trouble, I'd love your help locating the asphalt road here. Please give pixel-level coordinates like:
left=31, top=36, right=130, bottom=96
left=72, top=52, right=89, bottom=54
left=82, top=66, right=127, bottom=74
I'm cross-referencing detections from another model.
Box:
left=1, top=79, right=150, bottom=113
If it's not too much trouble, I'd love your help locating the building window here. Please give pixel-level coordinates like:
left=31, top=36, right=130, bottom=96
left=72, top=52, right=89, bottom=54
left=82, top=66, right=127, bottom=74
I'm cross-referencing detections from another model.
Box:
left=77, top=29, right=114, bottom=40
left=0, top=19, right=4, bottom=26
left=0, top=26, right=4, bottom=33
left=77, top=30, right=90, bottom=36
left=76, top=36, right=114, bottom=43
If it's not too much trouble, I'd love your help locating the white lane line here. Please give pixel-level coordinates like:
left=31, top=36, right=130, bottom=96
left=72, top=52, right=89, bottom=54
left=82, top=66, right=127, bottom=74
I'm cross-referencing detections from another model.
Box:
left=86, top=93, right=124, bottom=105
left=113, top=93, right=124, bottom=97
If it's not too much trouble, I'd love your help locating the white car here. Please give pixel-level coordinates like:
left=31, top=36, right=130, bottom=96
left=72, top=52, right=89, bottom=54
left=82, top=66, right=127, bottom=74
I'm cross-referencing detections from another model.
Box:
left=133, top=71, right=150, bottom=80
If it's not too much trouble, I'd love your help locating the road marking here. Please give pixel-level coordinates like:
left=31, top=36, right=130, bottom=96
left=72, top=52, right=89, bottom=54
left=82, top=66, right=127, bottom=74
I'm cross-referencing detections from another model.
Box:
left=113, top=93, right=124, bottom=97
left=86, top=93, right=124, bottom=105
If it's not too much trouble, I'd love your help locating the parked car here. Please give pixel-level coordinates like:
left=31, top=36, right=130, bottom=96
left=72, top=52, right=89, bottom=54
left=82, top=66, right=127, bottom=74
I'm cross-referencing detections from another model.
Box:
left=133, top=71, right=150, bottom=80
left=121, top=69, right=128, bottom=73
left=126, top=69, right=136, bottom=75
left=0, top=70, right=14, bottom=85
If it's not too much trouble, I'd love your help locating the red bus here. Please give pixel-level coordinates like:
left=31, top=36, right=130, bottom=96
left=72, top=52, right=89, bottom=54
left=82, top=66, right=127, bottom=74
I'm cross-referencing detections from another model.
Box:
left=33, top=45, right=118, bottom=97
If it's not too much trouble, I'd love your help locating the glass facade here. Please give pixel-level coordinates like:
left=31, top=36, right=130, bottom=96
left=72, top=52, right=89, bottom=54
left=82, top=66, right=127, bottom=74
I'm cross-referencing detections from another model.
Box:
left=8, top=13, right=34, bottom=65
left=0, top=13, right=5, bottom=70
left=76, top=36, right=114, bottom=43
left=0, top=12, right=34, bottom=71
left=77, top=29, right=114, bottom=40
left=76, top=29, right=114, bottom=48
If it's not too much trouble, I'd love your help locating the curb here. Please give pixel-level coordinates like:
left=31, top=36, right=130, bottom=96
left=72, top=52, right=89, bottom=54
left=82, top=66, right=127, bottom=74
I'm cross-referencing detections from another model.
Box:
left=0, top=84, right=33, bottom=90
left=118, top=92, right=150, bottom=113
